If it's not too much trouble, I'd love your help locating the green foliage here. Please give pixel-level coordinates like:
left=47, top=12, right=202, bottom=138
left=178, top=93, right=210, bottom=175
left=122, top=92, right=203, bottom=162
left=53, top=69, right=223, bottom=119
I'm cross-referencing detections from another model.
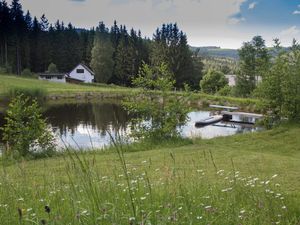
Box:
left=1, top=124, right=300, bottom=224
left=200, top=69, right=228, bottom=94
left=21, top=68, right=35, bottom=77
left=0, top=65, right=12, bottom=74
left=151, top=23, right=198, bottom=88
left=257, top=50, right=300, bottom=121
left=123, top=62, right=190, bottom=140
left=202, top=57, right=238, bottom=75
left=47, top=63, right=58, bottom=73
left=90, top=32, right=114, bottom=83
left=236, top=36, right=270, bottom=97
left=217, top=85, right=232, bottom=96
left=114, top=37, right=135, bottom=86
left=9, top=87, right=47, bottom=102
left=1, top=95, right=54, bottom=158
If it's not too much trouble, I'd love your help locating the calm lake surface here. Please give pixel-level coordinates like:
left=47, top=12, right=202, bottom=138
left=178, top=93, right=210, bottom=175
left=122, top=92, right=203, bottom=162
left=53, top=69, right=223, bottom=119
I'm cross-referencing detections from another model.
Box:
left=0, top=101, right=260, bottom=149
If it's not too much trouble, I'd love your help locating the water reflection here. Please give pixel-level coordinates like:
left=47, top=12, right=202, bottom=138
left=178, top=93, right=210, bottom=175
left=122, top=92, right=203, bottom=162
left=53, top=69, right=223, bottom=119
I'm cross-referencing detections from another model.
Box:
left=44, top=102, right=132, bottom=148
left=184, top=111, right=258, bottom=139
left=0, top=101, right=260, bottom=150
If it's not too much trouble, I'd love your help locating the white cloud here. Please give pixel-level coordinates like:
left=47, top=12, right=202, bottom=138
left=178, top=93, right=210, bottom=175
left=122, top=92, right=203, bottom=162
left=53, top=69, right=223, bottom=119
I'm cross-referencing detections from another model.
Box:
left=280, top=26, right=300, bottom=36
left=293, top=10, right=300, bottom=15
left=228, top=17, right=246, bottom=25
left=248, top=2, right=257, bottom=10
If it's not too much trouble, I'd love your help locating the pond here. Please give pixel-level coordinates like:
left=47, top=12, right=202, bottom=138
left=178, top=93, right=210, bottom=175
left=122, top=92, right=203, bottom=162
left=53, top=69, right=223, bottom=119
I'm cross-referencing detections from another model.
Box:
left=0, top=100, right=260, bottom=150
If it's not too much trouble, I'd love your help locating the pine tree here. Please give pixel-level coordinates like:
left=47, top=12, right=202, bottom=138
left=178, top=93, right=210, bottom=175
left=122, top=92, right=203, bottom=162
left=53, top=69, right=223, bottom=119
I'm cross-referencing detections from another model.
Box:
left=10, top=0, right=27, bottom=74
left=236, top=36, right=270, bottom=97
left=90, top=25, right=114, bottom=83
left=0, top=0, right=12, bottom=68
left=151, top=23, right=196, bottom=88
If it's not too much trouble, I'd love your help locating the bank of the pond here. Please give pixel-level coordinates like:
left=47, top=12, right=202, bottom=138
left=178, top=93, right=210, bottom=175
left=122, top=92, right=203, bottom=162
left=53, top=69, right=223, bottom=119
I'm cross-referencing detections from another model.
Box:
left=0, top=74, right=260, bottom=112
left=0, top=123, right=299, bottom=224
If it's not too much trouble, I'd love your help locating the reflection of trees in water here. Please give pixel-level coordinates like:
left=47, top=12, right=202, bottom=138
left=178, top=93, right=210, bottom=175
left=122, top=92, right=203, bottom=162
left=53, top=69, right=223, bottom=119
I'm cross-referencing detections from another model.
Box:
left=44, top=102, right=132, bottom=137
left=235, top=125, right=253, bottom=134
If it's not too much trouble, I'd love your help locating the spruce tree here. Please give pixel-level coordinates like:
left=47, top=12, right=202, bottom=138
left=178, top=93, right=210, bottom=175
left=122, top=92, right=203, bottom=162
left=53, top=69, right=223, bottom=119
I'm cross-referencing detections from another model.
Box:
left=90, top=24, right=114, bottom=83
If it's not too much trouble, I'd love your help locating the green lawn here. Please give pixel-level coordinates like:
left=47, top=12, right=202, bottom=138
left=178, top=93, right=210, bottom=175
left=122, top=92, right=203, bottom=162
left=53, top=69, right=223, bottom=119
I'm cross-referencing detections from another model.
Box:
left=0, top=74, right=133, bottom=97
left=0, top=124, right=299, bottom=224
left=0, top=74, right=260, bottom=112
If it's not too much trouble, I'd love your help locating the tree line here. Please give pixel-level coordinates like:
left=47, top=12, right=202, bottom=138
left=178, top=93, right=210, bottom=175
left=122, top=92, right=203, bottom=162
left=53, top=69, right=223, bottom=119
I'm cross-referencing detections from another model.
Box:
left=0, top=0, right=203, bottom=88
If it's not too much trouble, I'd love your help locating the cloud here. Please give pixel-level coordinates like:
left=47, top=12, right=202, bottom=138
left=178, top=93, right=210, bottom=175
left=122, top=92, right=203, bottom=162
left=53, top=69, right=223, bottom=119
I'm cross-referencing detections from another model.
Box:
left=228, top=17, right=245, bottom=25
left=248, top=2, right=257, bottom=10
left=6, top=0, right=248, bottom=48
left=293, top=10, right=300, bottom=15
left=280, top=26, right=300, bottom=36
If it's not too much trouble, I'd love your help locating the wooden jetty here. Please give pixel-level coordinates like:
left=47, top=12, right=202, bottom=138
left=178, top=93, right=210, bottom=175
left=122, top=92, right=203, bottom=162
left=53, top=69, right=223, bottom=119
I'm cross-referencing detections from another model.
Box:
left=209, top=105, right=239, bottom=111
left=220, top=111, right=263, bottom=119
left=195, top=105, right=263, bottom=127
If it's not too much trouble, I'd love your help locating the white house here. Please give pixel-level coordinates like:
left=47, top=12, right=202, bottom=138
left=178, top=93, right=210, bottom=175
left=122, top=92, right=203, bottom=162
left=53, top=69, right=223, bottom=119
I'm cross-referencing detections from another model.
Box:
left=67, top=63, right=95, bottom=83
left=225, top=74, right=262, bottom=87
left=225, top=75, right=237, bottom=87
left=39, top=73, right=66, bottom=83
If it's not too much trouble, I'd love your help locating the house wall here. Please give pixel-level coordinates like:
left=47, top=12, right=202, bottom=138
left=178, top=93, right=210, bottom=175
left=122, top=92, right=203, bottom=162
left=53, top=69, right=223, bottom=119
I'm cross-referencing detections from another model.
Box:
left=39, top=76, right=66, bottom=83
left=68, top=64, right=94, bottom=83
left=225, top=75, right=236, bottom=87
left=225, top=75, right=262, bottom=87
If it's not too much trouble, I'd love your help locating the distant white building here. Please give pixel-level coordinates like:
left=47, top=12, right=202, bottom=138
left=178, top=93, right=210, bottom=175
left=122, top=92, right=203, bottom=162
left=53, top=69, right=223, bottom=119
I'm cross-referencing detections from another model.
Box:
left=39, top=63, right=95, bottom=84
left=66, top=63, right=95, bottom=83
left=39, top=73, right=66, bottom=83
left=225, top=74, right=262, bottom=87
left=225, top=75, right=237, bottom=87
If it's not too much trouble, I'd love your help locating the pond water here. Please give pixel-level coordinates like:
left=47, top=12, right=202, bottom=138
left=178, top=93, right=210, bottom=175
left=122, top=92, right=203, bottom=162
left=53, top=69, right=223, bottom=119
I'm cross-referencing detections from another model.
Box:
left=0, top=101, right=260, bottom=150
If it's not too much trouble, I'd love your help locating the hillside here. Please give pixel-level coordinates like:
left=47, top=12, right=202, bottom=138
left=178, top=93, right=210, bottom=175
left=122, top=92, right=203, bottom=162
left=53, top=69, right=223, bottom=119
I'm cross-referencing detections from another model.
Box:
left=190, top=46, right=239, bottom=59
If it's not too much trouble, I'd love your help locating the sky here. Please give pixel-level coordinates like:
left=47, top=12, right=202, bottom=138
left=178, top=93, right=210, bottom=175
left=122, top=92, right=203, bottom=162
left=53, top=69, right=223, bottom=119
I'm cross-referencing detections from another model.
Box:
left=8, top=0, right=300, bottom=49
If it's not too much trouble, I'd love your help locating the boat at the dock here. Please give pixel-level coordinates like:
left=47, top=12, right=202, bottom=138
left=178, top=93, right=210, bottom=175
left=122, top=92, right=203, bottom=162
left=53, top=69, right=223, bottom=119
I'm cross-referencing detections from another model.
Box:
left=194, top=105, right=263, bottom=128
left=195, top=115, right=223, bottom=127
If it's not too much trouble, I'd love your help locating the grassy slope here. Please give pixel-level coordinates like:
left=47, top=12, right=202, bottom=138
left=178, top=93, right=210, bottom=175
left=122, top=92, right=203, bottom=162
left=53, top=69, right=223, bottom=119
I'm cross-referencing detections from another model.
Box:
left=0, top=74, right=259, bottom=111
left=0, top=124, right=299, bottom=224
left=4, top=124, right=299, bottom=195
left=0, top=74, right=133, bottom=97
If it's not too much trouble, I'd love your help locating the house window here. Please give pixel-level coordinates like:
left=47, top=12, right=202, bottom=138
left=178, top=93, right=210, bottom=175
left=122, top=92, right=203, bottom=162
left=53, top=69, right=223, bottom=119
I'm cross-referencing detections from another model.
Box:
left=76, top=69, right=84, bottom=73
left=57, top=76, right=63, bottom=79
left=46, top=76, right=52, bottom=79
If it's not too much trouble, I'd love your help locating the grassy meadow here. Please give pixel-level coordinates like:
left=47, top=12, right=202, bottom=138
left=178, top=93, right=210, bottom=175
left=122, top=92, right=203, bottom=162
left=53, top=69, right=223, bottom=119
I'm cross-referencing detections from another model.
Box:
left=0, top=124, right=299, bottom=224
left=0, top=74, right=260, bottom=112
left=0, top=74, right=133, bottom=98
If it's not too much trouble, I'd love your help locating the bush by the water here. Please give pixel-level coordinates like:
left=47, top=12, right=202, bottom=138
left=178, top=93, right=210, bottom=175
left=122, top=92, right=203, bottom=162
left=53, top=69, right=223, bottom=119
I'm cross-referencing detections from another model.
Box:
left=200, top=69, right=228, bottom=94
left=1, top=95, right=54, bottom=158
left=8, top=87, right=47, bottom=102
left=123, top=63, right=190, bottom=140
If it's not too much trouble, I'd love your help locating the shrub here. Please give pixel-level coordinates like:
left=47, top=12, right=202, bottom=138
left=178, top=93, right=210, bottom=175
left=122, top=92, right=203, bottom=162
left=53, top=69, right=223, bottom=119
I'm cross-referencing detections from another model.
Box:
left=200, top=69, right=228, bottom=94
left=0, top=65, right=12, bottom=74
left=123, top=62, right=190, bottom=141
left=47, top=63, right=58, bottom=73
left=9, top=87, right=47, bottom=103
left=21, top=68, right=33, bottom=77
left=217, top=85, right=232, bottom=96
left=1, top=95, right=54, bottom=158
left=257, top=50, right=300, bottom=121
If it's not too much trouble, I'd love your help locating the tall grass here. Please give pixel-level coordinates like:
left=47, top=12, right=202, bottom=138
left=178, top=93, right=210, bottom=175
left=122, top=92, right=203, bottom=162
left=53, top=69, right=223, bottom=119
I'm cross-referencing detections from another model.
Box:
left=8, top=87, right=47, bottom=102
left=0, top=144, right=298, bottom=224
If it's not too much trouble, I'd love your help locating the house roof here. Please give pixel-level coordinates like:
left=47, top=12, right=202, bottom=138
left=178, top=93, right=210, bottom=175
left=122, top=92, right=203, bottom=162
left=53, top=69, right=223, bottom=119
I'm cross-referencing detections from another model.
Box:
left=75, top=63, right=95, bottom=75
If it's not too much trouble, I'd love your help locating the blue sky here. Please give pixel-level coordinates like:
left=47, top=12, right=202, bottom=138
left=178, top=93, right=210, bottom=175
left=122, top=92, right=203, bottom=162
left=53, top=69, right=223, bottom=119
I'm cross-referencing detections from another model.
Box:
left=10, top=0, right=300, bottom=48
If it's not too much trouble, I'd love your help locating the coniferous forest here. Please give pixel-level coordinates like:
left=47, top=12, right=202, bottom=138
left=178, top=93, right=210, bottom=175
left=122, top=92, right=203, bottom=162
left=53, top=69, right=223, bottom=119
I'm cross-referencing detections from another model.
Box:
left=0, top=0, right=203, bottom=88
